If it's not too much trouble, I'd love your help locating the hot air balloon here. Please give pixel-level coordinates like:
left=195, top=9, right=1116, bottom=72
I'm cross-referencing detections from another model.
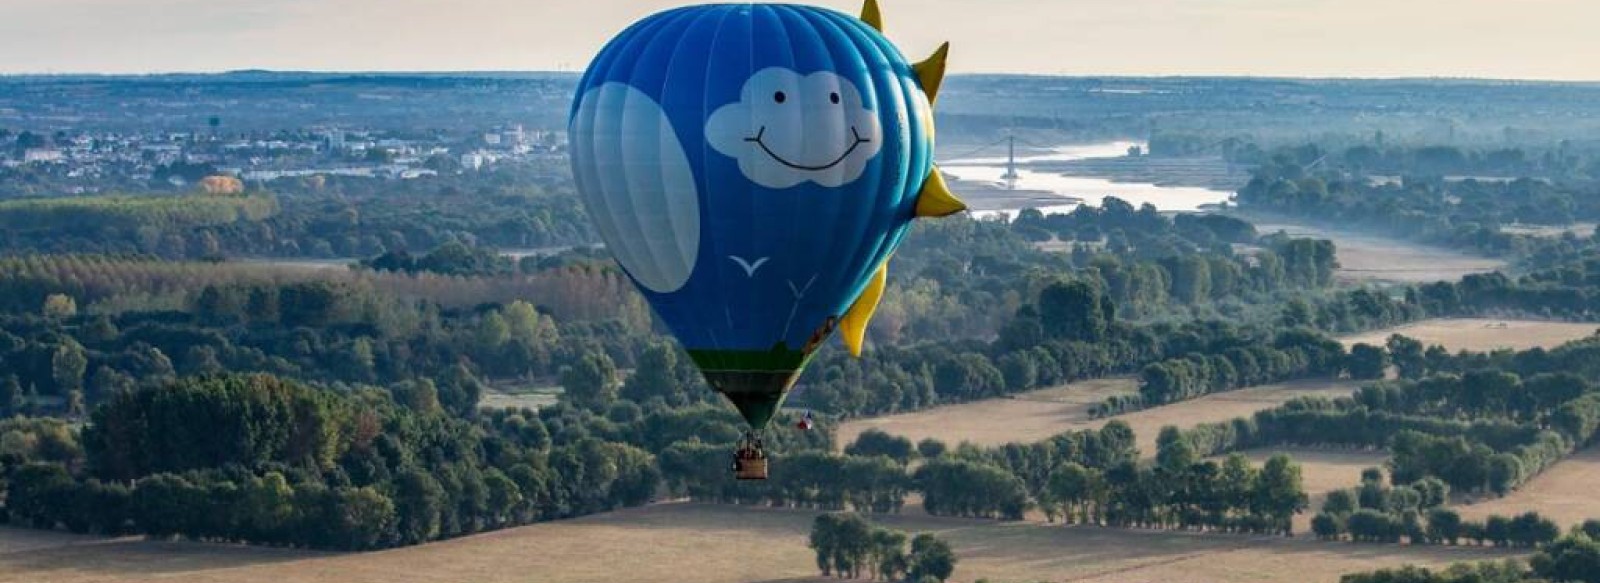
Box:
left=568, top=0, right=964, bottom=479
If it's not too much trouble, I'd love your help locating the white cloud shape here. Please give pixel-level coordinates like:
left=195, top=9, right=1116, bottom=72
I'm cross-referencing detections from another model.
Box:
left=706, top=68, right=883, bottom=189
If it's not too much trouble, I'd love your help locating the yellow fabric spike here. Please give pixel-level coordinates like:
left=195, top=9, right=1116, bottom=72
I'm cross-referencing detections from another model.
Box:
left=860, top=0, right=884, bottom=32
left=840, top=259, right=889, bottom=357
left=913, top=42, right=950, bottom=106
left=914, top=167, right=967, bottom=217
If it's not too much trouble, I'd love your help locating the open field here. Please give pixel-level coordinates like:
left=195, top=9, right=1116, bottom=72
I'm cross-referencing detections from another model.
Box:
left=1341, top=318, right=1598, bottom=353
left=0, top=502, right=1520, bottom=583
left=1245, top=219, right=1506, bottom=284
left=478, top=382, right=562, bottom=411
left=838, top=378, right=1359, bottom=456
left=1455, top=448, right=1600, bottom=530
left=837, top=378, right=1137, bottom=449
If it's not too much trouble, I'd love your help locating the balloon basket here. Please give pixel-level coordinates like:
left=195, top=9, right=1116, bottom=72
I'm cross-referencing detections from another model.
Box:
left=735, top=457, right=769, bottom=481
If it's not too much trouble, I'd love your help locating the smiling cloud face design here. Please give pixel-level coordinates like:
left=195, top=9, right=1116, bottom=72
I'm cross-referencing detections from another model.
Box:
left=706, top=68, right=884, bottom=189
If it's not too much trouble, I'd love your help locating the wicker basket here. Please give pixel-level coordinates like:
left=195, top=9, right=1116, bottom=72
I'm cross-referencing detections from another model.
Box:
left=735, top=457, right=769, bottom=481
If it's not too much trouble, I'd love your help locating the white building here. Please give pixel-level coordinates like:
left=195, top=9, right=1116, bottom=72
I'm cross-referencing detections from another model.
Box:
left=23, top=148, right=64, bottom=163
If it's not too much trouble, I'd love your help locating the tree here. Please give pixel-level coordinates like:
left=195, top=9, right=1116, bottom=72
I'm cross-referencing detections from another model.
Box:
left=1532, top=533, right=1600, bottom=583
left=393, top=379, right=442, bottom=414
left=435, top=362, right=485, bottom=417
left=477, top=312, right=511, bottom=350
left=846, top=429, right=916, bottom=465
left=907, top=533, right=957, bottom=582
left=1155, top=426, right=1196, bottom=474
left=1485, top=515, right=1511, bottom=547
left=809, top=512, right=876, bottom=578
left=560, top=352, right=618, bottom=410
left=1311, top=513, right=1340, bottom=540
left=869, top=528, right=909, bottom=581
left=620, top=342, right=683, bottom=405
left=0, top=375, right=21, bottom=416
left=42, top=293, right=76, bottom=318
left=1047, top=462, right=1096, bottom=524
left=5, top=462, right=74, bottom=528
left=917, top=438, right=947, bottom=460
left=1253, top=454, right=1308, bottom=535
left=325, top=486, right=397, bottom=550
left=1386, top=335, right=1426, bottom=380
left=1323, top=489, right=1357, bottom=517
left=1347, top=343, right=1389, bottom=380
left=1426, top=508, right=1462, bottom=545
left=52, top=341, right=88, bottom=395
left=394, top=469, right=446, bottom=545
left=1037, top=279, right=1112, bottom=342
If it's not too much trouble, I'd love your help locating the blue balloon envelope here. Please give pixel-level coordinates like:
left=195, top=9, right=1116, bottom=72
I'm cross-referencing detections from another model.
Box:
left=569, top=1, right=964, bottom=429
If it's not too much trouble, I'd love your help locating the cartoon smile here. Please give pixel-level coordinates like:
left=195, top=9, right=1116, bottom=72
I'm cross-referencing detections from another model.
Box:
left=744, top=126, right=871, bottom=172
left=706, top=68, right=885, bottom=188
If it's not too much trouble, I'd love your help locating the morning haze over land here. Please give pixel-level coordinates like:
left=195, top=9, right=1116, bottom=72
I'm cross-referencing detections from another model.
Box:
left=3, top=0, right=1600, bottom=80
left=4, top=2, right=1600, bottom=583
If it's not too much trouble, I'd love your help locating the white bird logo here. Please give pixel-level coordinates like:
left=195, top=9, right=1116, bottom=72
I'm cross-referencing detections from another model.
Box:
left=729, top=255, right=771, bottom=277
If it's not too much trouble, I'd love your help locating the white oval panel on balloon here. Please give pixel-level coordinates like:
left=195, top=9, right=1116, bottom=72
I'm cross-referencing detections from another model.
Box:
left=570, top=82, right=701, bottom=294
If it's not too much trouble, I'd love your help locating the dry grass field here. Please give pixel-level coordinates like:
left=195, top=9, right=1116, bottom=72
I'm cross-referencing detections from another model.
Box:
left=836, top=378, right=1136, bottom=449
left=0, top=502, right=1521, bottom=583
left=1341, top=319, right=1598, bottom=353
left=1454, top=448, right=1600, bottom=530
left=838, top=378, right=1359, bottom=456
left=1250, top=222, right=1506, bottom=284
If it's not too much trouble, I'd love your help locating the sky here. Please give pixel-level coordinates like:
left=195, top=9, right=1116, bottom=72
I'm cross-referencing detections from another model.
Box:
left=1, top=0, right=1596, bottom=80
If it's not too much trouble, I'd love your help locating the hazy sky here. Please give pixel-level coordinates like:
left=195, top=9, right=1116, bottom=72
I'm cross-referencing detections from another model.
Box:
left=1, top=0, right=1596, bottom=80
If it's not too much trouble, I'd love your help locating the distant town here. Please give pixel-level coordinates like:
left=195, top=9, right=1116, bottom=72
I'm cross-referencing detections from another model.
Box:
left=1, top=123, right=568, bottom=194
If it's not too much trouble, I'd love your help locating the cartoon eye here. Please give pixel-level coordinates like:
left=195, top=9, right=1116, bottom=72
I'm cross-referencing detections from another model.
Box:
left=774, top=91, right=787, bottom=104
left=830, top=92, right=840, bottom=104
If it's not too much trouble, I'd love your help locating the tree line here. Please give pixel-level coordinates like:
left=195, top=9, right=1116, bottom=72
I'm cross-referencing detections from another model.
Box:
left=0, top=372, right=833, bottom=550
left=1179, top=333, right=1600, bottom=500
left=1342, top=529, right=1600, bottom=583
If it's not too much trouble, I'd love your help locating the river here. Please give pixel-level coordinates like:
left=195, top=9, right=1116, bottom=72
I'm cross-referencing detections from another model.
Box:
left=252, top=142, right=1228, bottom=269
left=941, top=140, right=1233, bottom=220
